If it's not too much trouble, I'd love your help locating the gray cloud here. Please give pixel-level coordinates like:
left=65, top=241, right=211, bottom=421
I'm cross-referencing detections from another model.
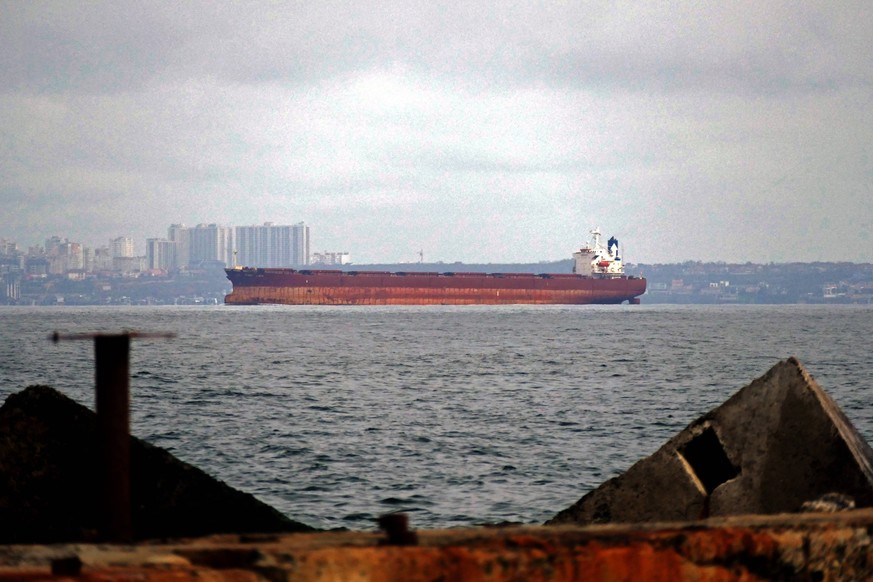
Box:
left=0, top=2, right=186, bottom=93
left=6, top=2, right=868, bottom=94
left=1, top=0, right=871, bottom=263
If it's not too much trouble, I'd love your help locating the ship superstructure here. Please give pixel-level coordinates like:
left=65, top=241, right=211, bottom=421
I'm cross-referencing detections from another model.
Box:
left=573, top=228, right=624, bottom=277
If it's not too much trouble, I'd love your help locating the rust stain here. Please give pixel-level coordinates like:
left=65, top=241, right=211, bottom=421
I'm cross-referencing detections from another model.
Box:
left=224, top=268, right=646, bottom=305
left=2, top=514, right=873, bottom=581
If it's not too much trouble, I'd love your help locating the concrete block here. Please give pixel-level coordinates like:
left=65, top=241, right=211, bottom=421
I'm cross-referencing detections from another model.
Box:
left=0, top=385, right=316, bottom=543
left=548, top=357, right=873, bottom=525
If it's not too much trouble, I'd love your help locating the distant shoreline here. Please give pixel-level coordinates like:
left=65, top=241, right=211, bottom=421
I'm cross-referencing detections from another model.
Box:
left=2, top=260, right=871, bottom=306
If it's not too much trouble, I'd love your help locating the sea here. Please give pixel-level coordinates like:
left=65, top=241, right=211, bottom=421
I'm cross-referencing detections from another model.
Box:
left=1, top=304, right=872, bottom=531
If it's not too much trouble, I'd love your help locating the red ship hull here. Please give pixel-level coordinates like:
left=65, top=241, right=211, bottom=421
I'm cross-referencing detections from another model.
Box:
left=224, top=268, right=646, bottom=305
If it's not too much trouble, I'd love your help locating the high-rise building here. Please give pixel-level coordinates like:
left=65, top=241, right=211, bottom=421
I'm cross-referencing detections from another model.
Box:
left=166, top=223, right=234, bottom=268
left=0, top=239, right=18, bottom=256
left=292, top=222, right=310, bottom=266
left=44, top=236, right=64, bottom=256
left=110, top=236, right=135, bottom=258
left=235, top=222, right=309, bottom=267
left=146, top=238, right=177, bottom=271
left=48, top=241, right=84, bottom=274
left=167, top=224, right=190, bottom=270
left=92, top=247, right=113, bottom=272
left=187, top=223, right=234, bottom=267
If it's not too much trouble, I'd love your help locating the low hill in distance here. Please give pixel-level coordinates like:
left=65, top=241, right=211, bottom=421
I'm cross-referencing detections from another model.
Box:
left=332, top=260, right=873, bottom=304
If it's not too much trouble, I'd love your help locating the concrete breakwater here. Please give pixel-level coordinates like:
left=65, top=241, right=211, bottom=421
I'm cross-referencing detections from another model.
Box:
left=0, top=385, right=315, bottom=543
left=548, top=358, right=873, bottom=526
left=2, top=357, right=873, bottom=579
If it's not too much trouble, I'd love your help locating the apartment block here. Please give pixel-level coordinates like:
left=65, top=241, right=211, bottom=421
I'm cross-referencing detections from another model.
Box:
left=188, top=224, right=234, bottom=267
left=48, top=241, right=84, bottom=274
left=235, top=222, right=310, bottom=267
left=146, top=238, right=177, bottom=271
left=168, top=224, right=190, bottom=269
left=110, top=236, right=135, bottom=258
left=168, top=223, right=234, bottom=268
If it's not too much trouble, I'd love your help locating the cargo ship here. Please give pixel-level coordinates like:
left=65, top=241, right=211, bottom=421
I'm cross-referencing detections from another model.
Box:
left=224, top=229, right=646, bottom=306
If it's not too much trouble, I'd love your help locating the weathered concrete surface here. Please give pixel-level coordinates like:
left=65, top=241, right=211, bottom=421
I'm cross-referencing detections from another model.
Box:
left=0, top=385, right=316, bottom=543
left=4, top=510, right=873, bottom=580
left=549, top=358, right=873, bottom=526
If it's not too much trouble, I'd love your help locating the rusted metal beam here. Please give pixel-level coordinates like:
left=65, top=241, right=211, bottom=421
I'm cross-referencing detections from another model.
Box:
left=51, top=331, right=175, bottom=342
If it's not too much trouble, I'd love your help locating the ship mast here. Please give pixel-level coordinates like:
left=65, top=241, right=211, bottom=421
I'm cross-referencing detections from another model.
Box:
left=590, top=227, right=602, bottom=250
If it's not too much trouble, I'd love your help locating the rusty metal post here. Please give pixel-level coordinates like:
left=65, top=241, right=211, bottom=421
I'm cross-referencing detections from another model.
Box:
left=94, top=333, right=132, bottom=542
left=52, top=330, right=174, bottom=543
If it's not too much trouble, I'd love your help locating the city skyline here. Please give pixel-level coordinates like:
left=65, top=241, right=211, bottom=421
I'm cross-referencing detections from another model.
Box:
left=2, top=2, right=871, bottom=265
left=2, top=221, right=318, bottom=270
left=8, top=213, right=873, bottom=267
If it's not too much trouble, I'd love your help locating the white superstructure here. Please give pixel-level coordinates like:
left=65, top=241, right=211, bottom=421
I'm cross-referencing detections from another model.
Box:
left=572, top=228, right=624, bottom=277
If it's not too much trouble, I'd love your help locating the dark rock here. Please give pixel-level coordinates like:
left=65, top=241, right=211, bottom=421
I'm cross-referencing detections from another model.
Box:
left=0, top=385, right=317, bottom=543
left=548, top=358, right=873, bottom=525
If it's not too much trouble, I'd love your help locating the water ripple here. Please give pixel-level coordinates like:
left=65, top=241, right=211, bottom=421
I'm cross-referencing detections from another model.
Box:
left=1, top=304, right=872, bottom=530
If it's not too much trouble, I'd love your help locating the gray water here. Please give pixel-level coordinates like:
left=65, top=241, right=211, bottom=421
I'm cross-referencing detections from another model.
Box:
left=1, top=304, right=872, bottom=531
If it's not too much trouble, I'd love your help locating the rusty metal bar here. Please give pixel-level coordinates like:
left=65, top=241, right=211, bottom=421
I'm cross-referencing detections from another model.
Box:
left=51, top=330, right=174, bottom=542
left=51, top=331, right=175, bottom=342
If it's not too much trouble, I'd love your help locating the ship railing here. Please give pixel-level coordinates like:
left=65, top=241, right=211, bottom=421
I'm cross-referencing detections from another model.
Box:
left=298, top=269, right=343, bottom=275
left=346, top=271, right=391, bottom=276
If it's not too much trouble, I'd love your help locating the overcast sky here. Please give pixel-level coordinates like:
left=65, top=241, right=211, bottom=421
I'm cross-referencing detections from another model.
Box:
left=2, top=1, right=871, bottom=264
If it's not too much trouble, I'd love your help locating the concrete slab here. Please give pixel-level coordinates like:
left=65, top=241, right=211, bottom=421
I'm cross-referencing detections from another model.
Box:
left=548, top=357, right=873, bottom=525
